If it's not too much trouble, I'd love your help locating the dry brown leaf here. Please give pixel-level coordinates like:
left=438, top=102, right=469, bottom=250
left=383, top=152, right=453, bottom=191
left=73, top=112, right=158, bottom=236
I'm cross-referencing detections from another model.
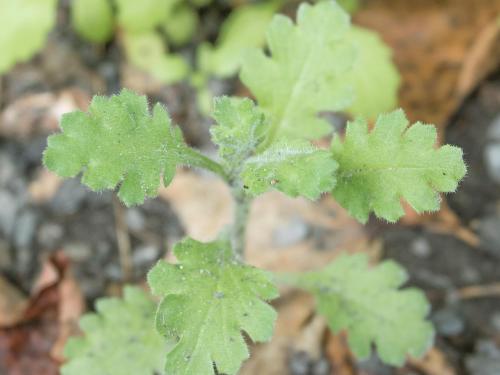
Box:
left=240, top=291, right=315, bottom=375
left=0, top=88, right=90, bottom=140
left=159, top=169, right=233, bottom=242
left=325, top=331, right=356, bottom=375
left=28, top=169, right=63, bottom=204
left=409, top=347, right=456, bottom=375
left=0, top=277, right=28, bottom=328
left=354, top=0, right=500, bottom=131
left=0, top=253, right=85, bottom=374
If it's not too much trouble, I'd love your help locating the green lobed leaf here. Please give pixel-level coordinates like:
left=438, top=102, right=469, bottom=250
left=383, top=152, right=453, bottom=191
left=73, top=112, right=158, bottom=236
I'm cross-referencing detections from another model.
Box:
left=123, top=31, right=190, bottom=84
left=197, top=1, right=280, bottom=78
left=61, top=286, right=166, bottom=375
left=240, top=1, right=355, bottom=142
left=0, top=0, right=57, bottom=74
left=114, top=0, right=180, bottom=33
left=210, top=96, right=266, bottom=168
left=295, top=254, right=434, bottom=366
left=43, top=89, right=185, bottom=206
left=331, top=110, right=467, bottom=223
left=344, top=26, right=400, bottom=119
left=71, top=0, right=115, bottom=43
left=241, top=140, right=337, bottom=200
left=148, top=238, right=279, bottom=375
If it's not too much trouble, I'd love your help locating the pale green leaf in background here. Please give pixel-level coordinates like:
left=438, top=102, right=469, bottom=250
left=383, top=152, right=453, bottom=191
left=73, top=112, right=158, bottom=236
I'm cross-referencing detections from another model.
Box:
left=148, top=238, right=279, bottom=375
left=344, top=26, right=400, bottom=119
left=242, top=140, right=337, bottom=199
left=293, top=253, right=434, bottom=366
left=0, top=0, right=57, bottom=74
left=61, top=287, right=166, bottom=375
left=162, top=3, right=199, bottom=47
left=331, top=110, right=467, bottom=222
left=71, top=0, right=115, bottom=43
left=43, top=90, right=185, bottom=206
left=197, top=1, right=280, bottom=78
left=123, top=31, right=189, bottom=84
left=240, top=1, right=355, bottom=143
left=210, top=96, right=265, bottom=168
left=114, top=0, right=180, bottom=33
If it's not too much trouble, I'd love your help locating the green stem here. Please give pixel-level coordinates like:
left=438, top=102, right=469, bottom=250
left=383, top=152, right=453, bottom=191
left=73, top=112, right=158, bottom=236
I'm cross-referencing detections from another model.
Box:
left=181, top=147, right=229, bottom=181
left=231, top=186, right=251, bottom=261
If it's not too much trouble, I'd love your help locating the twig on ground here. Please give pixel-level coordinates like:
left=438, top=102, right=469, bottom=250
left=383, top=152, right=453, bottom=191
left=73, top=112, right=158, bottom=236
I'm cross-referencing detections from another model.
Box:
left=112, top=195, right=133, bottom=282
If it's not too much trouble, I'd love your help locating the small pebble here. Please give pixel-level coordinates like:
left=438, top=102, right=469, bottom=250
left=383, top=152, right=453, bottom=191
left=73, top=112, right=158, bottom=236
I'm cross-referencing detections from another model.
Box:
left=132, top=245, right=159, bottom=267
left=411, top=237, right=431, bottom=258
left=432, top=308, right=465, bottom=336
left=126, top=208, right=146, bottom=232
left=65, top=242, right=92, bottom=262
left=13, top=209, right=38, bottom=249
left=273, top=216, right=310, bottom=247
left=484, top=144, right=500, bottom=184
left=0, top=190, right=20, bottom=237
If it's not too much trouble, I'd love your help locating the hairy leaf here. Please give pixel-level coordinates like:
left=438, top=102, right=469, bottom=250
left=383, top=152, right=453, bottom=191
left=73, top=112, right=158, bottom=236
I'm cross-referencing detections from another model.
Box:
left=0, top=0, right=57, bottom=74
left=114, top=0, right=179, bottom=33
left=61, top=287, right=165, bottom=375
left=210, top=96, right=265, bottom=167
left=240, top=1, right=355, bottom=142
left=344, top=26, right=400, bottom=119
left=197, top=1, right=279, bottom=78
left=123, top=31, right=189, bottom=84
left=331, top=110, right=466, bottom=222
left=72, top=0, right=114, bottom=43
left=242, top=140, right=337, bottom=199
left=295, top=254, right=434, bottom=366
left=43, top=89, right=185, bottom=206
left=148, top=238, right=279, bottom=375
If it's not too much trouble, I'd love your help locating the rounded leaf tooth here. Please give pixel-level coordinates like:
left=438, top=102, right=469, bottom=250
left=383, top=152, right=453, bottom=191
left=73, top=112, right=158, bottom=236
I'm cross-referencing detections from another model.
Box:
left=118, top=171, right=145, bottom=206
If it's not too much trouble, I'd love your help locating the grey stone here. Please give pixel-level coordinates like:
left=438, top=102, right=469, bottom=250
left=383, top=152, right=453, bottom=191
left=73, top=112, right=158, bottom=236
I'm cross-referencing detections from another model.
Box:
left=357, top=354, right=393, bottom=375
left=0, top=153, right=16, bottom=186
left=132, top=244, right=159, bottom=267
left=65, top=242, right=92, bottom=262
left=477, top=215, right=500, bottom=257
left=311, top=357, right=330, bottom=375
left=126, top=208, right=146, bottom=232
left=16, top=246, right=34, bottom=277
left=487, top=114, right=500, bottom=141
left=105, top=263, right=122, bottom=281
left=411, top=237, right=431, bottom=258
left=484, top=143, right=500, bottom=184
left=432, top=308, right=465, bottom=336
left=462, top=266, right=480, bottom=283
left=0, top=239, right=12, bottom=269
left=466, top=340, right=500, bottom=375
left=13, top=210, right=38, bottom=249
left=0, top=190, right=20, bottom=237
left=37, top=223, right=64, bottom=249
left=491, top=312, right=500, bottom=332
left=50, top=178, right=88, bottom=215
left=289, top=351, right=310, bottom=375
left=272, top=216, right=310, bottom=247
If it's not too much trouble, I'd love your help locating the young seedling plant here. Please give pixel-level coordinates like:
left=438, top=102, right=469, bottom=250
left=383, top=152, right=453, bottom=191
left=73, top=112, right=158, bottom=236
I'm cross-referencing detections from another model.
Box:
left=43, top=2, right=467, bottom=374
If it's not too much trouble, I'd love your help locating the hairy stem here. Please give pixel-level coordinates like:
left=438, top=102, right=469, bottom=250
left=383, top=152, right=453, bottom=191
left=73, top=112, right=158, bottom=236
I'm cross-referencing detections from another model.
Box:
left=182, top=147, right=229, bottom=181
left=231, top=185, right=251, bottom=261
